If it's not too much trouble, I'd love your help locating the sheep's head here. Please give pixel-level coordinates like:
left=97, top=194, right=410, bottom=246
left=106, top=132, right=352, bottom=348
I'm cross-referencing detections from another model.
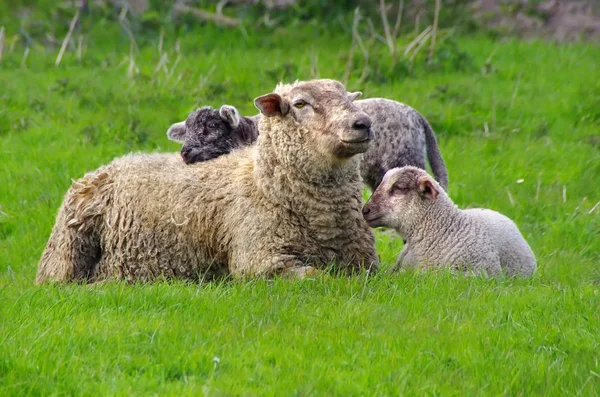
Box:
left=362, top=166, right=443, bottom=233
left=254, top=79, right=373, bottom=162
left=166, top=106, right=256, bottom=164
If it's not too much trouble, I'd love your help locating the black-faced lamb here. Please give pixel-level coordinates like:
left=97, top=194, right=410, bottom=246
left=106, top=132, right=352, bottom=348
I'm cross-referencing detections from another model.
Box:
left=362, top=166, right=537, bottom=277
left=36, top=79, right=378, bottom=283
left=167, top=98, right=448, bottom=191
left=167, top=105, right=258, bottom=163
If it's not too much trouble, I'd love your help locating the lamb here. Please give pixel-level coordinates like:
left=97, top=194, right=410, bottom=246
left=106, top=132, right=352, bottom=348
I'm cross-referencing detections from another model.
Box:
left=167, top=98, right=448, bottom=191
left=362, top=166, right=537, bottom=277
left=36, top=79, right=378, bottom=283
left=166, top=105, right=259, bottom=163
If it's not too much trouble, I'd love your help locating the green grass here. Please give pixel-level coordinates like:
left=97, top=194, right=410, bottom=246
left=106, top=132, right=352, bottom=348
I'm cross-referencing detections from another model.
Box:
left=0, top=14, right=599, bottom=395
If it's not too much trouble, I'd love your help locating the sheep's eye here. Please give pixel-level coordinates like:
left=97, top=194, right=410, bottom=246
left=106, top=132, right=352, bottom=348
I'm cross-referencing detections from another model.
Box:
left=293, top=100, right=306, bottom=109
left=207, top=123, right=218, bottom=129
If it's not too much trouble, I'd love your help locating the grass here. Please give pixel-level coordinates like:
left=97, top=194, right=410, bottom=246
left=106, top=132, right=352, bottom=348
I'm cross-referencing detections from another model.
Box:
left=0, top=10, right=599, bottom=396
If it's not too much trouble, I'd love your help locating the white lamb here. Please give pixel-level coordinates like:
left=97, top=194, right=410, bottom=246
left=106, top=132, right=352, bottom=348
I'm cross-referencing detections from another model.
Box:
left=362, top=166, right=537, bottom=277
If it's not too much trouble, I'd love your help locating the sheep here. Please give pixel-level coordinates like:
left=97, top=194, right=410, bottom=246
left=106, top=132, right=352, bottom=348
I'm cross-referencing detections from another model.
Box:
left=36, top=79, right=379, bottom=283
left=167, top=98, right=448, bottom=191
left=361, top=166, right=537, bottom=277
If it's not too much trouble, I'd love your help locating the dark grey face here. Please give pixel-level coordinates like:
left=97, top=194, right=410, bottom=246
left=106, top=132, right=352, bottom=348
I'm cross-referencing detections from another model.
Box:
left=181, top=108, right=237, bottom=163
left=167, top=106, right=258, bottom=164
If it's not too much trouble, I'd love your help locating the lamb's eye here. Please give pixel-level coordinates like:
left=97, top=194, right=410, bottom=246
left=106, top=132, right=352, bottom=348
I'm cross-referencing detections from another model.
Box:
left=391, top=184, right=409, bottom=195
left=207, top=123, right=218, bottom=129
left=293, top=100, right=306, bottom=109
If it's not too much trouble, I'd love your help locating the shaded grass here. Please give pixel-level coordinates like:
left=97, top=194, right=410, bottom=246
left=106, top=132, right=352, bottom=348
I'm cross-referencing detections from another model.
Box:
left=0, top=19, right=599, bottom=395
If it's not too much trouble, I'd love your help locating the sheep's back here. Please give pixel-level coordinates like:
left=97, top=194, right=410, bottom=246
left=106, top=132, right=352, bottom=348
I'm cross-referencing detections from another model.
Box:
left=96, top=150, right=254, bottom=281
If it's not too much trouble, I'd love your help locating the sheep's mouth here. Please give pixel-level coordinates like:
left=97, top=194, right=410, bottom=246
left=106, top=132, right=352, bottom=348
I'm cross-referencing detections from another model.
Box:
left=341, top=136, right=372, bottom=144
left=341, top=127, right=374, bottom=144
left=334, top=136, right=372, bottom=157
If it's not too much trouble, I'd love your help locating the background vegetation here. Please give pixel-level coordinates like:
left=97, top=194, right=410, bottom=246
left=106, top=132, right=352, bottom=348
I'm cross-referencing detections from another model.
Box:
left=0, top=1, right=599, bottom=395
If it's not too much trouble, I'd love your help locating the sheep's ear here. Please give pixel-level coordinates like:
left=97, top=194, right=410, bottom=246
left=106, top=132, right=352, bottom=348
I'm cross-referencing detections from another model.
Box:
left=348, top=91, right=362, bottom=101
left=254, top=93, right=289, bottom=117
left=417, top=176, right=439, bottom=200
left=219, top=105, right=241, bottom=128
left=167, top=121, right=187, bottom=142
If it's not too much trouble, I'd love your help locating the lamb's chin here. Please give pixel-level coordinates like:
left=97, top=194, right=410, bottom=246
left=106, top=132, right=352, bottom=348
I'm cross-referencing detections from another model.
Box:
left=365, top=216, right=386, bottom=228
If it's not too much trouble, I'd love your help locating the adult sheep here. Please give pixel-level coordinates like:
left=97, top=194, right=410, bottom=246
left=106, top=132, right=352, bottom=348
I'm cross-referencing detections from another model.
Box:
left=167, top=99, right=448, bottom=191
left=36, top=79, right=379, bottom=283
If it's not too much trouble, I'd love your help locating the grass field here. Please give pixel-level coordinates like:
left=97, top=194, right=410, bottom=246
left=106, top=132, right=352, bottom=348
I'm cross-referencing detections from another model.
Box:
left=1, top=8, right=599, bottom=395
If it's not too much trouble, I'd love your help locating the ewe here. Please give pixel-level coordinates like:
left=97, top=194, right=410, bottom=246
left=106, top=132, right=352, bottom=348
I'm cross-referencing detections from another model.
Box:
left=362, top=166, right=536, bottom=277
left=36, top=79, right=378, bottom=283
left=167, top=98, right=448, bottom=191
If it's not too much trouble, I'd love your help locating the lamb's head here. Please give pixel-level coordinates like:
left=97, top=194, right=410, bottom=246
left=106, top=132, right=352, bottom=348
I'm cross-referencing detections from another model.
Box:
left=167, top=105, right=254, bottom=163
left=254, top=79, right=373, bottom=167
left=362, top=166, right=445, bottom=234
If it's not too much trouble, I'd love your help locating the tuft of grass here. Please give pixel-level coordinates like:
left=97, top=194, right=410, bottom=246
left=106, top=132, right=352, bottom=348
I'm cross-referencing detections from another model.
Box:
left=0, top=17, right=599, bottom=395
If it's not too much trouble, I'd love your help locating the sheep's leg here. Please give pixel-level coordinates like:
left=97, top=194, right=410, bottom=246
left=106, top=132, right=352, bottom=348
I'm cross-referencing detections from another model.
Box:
left=36, top=207, right=101, bottom=284
left=37, top=171, right=110, bottom=284
left=280, top=265, right=320, bottom=279
left=234, top=250, right=319, bottom=279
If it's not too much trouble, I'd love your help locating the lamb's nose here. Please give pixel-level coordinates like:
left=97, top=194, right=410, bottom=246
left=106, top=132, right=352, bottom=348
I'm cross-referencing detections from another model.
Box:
left=362, top=206, right=371, bottom=217
left=181, top=147, right=195, bottom=163
left=352, top=116, right=372, bottom=131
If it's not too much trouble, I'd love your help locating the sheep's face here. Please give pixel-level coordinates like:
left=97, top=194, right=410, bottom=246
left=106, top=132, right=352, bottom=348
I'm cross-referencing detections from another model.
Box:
left=362, top=167, right=441, bottom=232
left=255, top=79, right=373, bottom=161
left=166, top=106, right=251, bottom=164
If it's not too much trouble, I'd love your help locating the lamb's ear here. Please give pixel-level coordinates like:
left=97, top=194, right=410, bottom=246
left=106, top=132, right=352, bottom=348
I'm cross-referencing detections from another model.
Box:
left=166, top=121, right=186, bottom=142
left=348, top=91, right=362, bottom=101
left=219, top=105, right=241, bottom=128
left=254, top=93, right=289, bottom=117
left=417, top=175, right=440, bottom=200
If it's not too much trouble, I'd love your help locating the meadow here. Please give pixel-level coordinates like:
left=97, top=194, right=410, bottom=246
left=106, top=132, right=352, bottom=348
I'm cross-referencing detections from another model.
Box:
left=0, top=5, right=599, bottom=395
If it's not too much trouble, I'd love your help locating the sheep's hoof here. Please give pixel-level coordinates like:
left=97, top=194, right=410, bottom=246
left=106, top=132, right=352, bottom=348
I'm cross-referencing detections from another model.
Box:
left=283, top=265, right=319, bottom=279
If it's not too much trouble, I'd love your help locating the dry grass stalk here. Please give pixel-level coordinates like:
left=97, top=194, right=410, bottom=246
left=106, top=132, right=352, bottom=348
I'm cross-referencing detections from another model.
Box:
left=77, top=34, right=83, bottom=62
left=55, top=7, right=81, bottom=66
left=506, top=187, right=515, bottom=206
left=21, top=47, right=29, bottom=68
left=428, top=0, right=441, bottom=63
left=392, top=0, right=404, bottom=38
left=342, top=8, right=361, bottom=85
left=588, top=200, right=600, bottom=214
left=407, top=27, right=433, bottom=65
left=403, top=25, right=432, bottom=58
left=379, top=0, right=404, bottom=65
left=0, top=26, right=5, bottom=61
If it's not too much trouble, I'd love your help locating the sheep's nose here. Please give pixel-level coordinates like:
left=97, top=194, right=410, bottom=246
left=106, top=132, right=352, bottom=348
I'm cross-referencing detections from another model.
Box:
left=352, top=116, right=372, bottom=131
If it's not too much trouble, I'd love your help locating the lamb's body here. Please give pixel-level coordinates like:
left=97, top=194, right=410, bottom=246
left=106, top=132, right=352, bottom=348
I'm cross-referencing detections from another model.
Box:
left=37, top=79, right=378, bottom=283
left=398, top=205, right=537, bottom=276
left=168, top=98, right=448, bottom=191
left=356, top=99, right=447, bottom=190
left=362, top=166, right=536, bottom=277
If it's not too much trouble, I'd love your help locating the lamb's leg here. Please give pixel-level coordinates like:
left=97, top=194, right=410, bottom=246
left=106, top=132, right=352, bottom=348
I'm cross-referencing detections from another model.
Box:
left=389, top=244, right=417, bottom=273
